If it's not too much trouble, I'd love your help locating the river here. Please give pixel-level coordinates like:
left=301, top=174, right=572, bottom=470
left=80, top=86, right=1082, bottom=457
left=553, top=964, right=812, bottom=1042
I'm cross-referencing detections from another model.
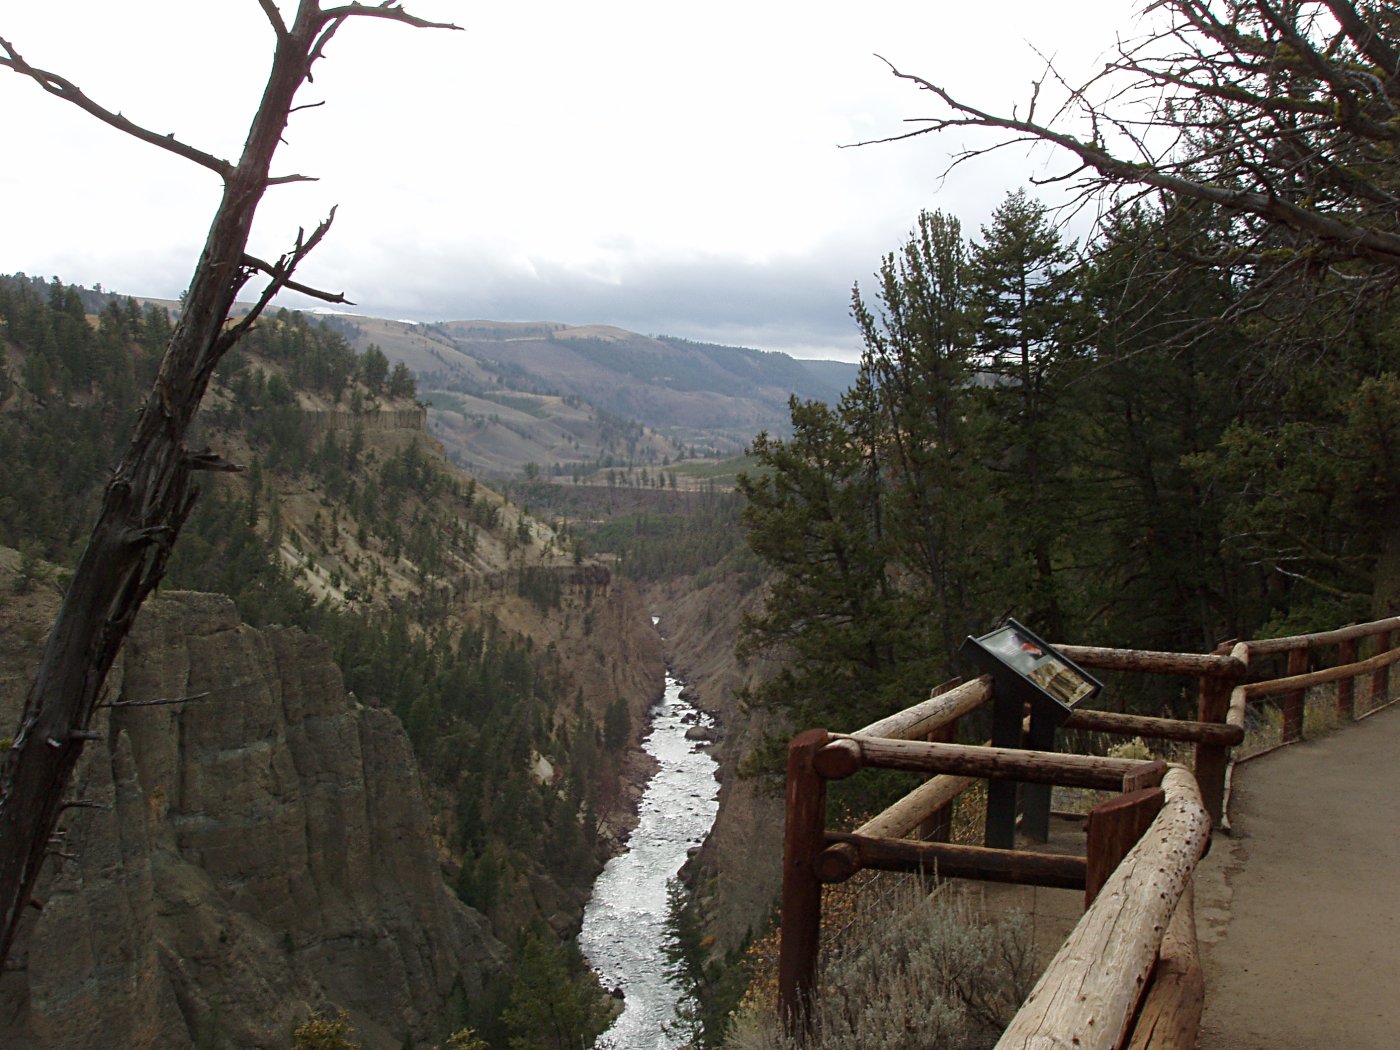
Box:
left=579, top=665, right=720, bottom=1050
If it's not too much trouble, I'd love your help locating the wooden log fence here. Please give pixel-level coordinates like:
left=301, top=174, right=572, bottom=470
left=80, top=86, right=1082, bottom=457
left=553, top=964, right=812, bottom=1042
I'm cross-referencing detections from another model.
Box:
left=995, top=767, right=1211, bottom=1050
left=777, top=612, right=1395, bottom=1048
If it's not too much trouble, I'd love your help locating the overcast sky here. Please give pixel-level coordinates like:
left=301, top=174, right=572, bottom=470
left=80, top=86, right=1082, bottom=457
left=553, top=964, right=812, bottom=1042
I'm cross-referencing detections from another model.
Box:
left=2, top=1, right=1143, bottom=361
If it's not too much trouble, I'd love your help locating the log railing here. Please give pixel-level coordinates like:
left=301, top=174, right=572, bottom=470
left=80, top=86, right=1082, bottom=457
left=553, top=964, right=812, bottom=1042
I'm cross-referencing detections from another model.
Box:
left=777, top=614, right=1398, bottom=1048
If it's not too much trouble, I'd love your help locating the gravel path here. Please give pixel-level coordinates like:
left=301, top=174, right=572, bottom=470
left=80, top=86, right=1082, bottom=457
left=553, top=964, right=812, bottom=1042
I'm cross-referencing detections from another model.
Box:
left=1194, top=701, right=1400, bottom=1049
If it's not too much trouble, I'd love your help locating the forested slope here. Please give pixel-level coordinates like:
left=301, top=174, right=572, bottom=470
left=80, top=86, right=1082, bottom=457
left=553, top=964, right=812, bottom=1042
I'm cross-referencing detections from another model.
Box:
left=0, top=275, right=663, bottom=1049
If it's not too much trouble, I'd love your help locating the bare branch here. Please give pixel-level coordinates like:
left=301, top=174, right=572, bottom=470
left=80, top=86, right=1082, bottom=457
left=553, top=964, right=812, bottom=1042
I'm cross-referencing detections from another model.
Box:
left=98, top=691, right=212, bottom=710
left=0, top=38, right=234, bottom=181
left=220, top=210, right=353, bottom=351
left=320, top=2, right=464, bottom=32
left=257, top=0, right=289, bottom=38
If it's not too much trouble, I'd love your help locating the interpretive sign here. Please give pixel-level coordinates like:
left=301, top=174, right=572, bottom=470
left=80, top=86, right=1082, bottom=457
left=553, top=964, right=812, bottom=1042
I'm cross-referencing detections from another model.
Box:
left=961, top=619, right=1104, bottom=848
left=961, top=619, right=1101, bottom=724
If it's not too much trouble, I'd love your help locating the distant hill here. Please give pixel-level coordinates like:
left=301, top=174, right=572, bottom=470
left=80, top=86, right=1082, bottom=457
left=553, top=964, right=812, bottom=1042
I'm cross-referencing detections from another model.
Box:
left=320, top=314, right=858, bottom=476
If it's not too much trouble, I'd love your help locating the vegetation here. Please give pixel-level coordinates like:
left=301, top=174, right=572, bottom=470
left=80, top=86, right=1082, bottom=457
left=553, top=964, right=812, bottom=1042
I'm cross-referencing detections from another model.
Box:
left=738, top=190, right=1400, bottom=756
left=0, top=275, right=623, bottom=1048
left=723, top=880, right=1033, bottom=1050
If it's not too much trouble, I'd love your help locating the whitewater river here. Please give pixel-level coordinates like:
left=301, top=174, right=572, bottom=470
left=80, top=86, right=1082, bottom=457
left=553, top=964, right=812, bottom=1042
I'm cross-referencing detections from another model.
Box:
left=579, top=667, right=720, bottom=1050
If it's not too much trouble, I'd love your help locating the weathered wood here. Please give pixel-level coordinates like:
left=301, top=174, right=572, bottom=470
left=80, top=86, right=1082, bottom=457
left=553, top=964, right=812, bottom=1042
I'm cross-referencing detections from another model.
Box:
left=1370, top=629, right=1393, bottom=709
left=1195, top=675, right=1233, bottom=827
left=855, top=675, right=991, bottom=740
left=1336, top=637, right=1358, bottom=719
left=1282, top=646, right=1309, bottom=743
left=1122, top=759, right=1168, bottom=793
left=1242, top=615, right=1400, bottom=656
left=1233, top=644, right=1400, bottom=701
left=817, top=735, right=1161, bottom=789
left=779, top=729, right=829, bottom=1036
left=0, top=2, right=459, bottom=965
left=919, top=682, right=961, bottom=843
left=819, top=832, right=1088, bottom=889
left=1054, top=644, right=1245, bottom=677
left=855, top=774, right=977, bottom=841
left=1062, top=706, right=1244, bottom=746
left=1085, top=787, right=1165, bottom=906
left=1124, top=882, right=1204, bottom=1050
left=1226, top=683, right=1250, bottom=731
left=996, top=766, right=1211, bottom=1050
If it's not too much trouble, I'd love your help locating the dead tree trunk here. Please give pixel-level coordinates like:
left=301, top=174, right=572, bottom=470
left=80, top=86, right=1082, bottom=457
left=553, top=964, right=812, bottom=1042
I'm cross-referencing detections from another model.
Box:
left=0, top=0, right=457, bottom=966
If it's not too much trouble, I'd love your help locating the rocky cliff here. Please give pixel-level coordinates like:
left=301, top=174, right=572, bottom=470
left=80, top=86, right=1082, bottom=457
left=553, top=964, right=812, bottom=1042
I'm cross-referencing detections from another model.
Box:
left=0, top=560, right=505, bottom=1050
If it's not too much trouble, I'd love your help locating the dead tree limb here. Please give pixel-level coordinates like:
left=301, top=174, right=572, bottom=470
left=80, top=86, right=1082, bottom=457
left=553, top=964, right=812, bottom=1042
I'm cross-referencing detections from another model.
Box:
left=0, top=0, right=460, bottom=968
left=864, top=2, right=1400, bottom=295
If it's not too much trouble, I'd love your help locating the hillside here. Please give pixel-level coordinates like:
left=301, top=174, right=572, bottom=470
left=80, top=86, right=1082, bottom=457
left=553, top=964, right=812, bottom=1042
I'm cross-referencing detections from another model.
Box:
left=321, top=314, right=857, bottom=473
left=0, top=277, right=667, bottom=1048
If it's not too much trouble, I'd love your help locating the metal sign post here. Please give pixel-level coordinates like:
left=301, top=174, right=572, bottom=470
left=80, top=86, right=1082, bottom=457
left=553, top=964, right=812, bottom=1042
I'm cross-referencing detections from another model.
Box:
left=961, top=619, right=1103, bottom=848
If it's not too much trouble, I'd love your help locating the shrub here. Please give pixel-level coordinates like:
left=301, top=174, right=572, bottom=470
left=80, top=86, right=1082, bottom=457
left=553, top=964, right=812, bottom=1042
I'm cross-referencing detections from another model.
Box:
left=723, top=880, right=1033, bottom=1050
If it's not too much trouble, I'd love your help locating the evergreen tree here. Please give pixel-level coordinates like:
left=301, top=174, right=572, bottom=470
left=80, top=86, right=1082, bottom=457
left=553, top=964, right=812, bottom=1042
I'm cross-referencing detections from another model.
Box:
left=969, top=189, right=1080, bottom=638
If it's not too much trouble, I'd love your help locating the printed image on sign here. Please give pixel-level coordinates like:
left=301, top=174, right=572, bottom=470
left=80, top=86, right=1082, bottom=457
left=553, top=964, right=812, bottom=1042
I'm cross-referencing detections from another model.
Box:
left=980, top=624, right=1095, bottom=707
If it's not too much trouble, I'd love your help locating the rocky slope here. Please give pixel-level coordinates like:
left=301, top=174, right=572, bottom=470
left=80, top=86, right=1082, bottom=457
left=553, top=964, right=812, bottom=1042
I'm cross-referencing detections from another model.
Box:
left=0, top=557, right=504, bottom=1049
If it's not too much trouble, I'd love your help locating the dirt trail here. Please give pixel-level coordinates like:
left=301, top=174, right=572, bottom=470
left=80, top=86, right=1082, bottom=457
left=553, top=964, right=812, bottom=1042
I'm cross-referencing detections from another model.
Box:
left=1194, top=702, right=1400, bottom=1049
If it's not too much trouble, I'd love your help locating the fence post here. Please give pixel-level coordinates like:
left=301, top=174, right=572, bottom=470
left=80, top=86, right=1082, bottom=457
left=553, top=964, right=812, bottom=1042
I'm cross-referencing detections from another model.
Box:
left=1195, top=675, right=1231, bottom=827
left=1370, top=629, right=1393, bottom=711
left=921, top=715, right=958, bottom=843
left=1085, top=786, right=1165, bottom=907
left=1281, top=646, right=1309, bottom=742
left=779, top=728, right=830, bottom=1037
left=1337, top=637, right=1358, bottom=720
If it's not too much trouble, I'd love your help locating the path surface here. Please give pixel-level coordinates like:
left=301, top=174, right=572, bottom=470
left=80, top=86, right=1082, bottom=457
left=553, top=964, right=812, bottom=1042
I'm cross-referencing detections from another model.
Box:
left=1194, top=702, right=1400, bottom=1049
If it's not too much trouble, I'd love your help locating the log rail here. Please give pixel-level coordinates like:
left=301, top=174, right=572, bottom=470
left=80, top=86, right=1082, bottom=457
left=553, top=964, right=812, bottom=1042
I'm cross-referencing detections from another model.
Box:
left=778, top=614, right=1398, bottom=1048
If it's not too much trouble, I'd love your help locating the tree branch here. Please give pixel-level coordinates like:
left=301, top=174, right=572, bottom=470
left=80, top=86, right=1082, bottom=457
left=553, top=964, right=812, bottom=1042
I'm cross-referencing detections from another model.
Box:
left=0, top=38, right=234, bottom=181
left=872, top=58, right=1400, bottom=268
left=320, top=2, right=464, bottom=32
left=257, top=0, right=290, bottom=38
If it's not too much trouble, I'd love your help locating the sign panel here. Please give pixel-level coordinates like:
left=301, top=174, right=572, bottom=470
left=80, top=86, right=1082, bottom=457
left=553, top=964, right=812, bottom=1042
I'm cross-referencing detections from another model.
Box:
left=961, top=619, right=1102, bottom=722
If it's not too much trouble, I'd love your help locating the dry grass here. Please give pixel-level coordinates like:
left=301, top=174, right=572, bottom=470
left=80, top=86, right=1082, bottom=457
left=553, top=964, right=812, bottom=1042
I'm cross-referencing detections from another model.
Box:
left=724, top=878, right=1033, bottom=1050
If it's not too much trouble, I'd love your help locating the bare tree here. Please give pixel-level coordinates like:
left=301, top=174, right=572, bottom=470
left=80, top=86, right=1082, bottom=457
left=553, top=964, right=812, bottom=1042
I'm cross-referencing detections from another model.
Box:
left=0, top=1, right=458, bottom=966
left=868, top=2, right=1400, bottom=308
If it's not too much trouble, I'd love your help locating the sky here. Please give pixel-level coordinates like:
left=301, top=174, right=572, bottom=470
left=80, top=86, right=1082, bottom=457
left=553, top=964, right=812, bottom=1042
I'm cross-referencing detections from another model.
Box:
left=2, top=1, right=1144, bottom=362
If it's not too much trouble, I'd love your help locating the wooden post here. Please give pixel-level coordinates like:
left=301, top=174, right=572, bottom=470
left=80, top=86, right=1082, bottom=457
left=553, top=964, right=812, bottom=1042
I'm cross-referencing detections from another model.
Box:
left=778, top=729, right=830, bottom=1038
left=1281, top=646, right=1309, bottom=742
left=1196, top=675, right=1232, bottom=828
left=1084, top=787, right=1165, bottom=907
left=1337, top=637, right=1358, bottom=720
left=920, top=715, right=958, bottom=843
left=1370, top=629, right=1393, bottom=711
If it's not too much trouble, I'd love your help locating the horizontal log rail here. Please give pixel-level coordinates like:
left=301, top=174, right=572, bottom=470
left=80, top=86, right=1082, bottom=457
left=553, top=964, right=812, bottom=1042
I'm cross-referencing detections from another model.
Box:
left=1061, top=707, right=1244, bottom=747
left=1055, top=643, right=1245, bottom=678
left=854, top=674, right=992, bottom=740
left=819, top=831, right=1088, bottom=889
left=817, top=735, right=1166, bottom=789
left=1226, top=633, right=1400, bottom=730
left=852, top=773, right=976, bottom=840
left=779, top=613, right=1395, bottom=1048
left=995, top=767, right=1210, bottom=1050
left=1236, top=615, right=1400, bottom=656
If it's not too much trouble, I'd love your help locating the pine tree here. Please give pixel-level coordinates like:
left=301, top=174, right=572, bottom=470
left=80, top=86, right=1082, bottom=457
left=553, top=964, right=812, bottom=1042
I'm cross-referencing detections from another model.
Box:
left=969, top=189, right=1079, bottom=638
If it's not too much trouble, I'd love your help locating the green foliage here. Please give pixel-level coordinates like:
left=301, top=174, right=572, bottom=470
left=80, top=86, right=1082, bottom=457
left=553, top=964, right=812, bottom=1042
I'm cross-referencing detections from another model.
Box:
left=501, top=926, right=612, bottom=1050
left=292, top=1011, right=359, bottom=1050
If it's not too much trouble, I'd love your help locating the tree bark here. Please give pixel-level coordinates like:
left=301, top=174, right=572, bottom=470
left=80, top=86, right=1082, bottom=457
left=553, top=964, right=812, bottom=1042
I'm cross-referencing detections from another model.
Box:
left=0, top=0, right=456, bottom=967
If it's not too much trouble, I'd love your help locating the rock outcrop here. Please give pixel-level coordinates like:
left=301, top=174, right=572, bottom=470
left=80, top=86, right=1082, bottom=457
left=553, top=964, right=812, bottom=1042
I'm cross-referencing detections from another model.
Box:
left=0, top=579, right=504, bottom=1050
